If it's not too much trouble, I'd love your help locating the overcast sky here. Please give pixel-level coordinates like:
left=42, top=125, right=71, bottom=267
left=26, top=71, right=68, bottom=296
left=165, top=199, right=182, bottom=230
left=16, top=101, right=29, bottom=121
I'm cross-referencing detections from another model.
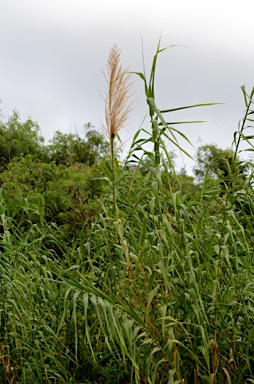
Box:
left=1, top=0, right=254, bottom=169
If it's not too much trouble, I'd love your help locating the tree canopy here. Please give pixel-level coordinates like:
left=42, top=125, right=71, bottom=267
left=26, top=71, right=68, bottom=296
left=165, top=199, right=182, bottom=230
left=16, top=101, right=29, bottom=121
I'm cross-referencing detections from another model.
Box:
left=0, top=110, right=45, bottom=169
left=194, top=144, right=249, bottom=190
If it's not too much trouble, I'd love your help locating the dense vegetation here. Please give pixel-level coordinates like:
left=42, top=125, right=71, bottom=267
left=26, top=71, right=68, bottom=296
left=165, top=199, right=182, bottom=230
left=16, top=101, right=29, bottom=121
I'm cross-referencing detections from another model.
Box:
left=0, top=43, right=254, bottom=383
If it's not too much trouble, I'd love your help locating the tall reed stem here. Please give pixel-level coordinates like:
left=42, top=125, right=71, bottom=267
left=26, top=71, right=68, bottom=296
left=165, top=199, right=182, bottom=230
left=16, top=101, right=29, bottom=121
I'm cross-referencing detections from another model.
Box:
left=102, top=45, right=132, bottom=221
left=233, top=86, right=254, bottom=161
left=110, top=138, right=118, bottom=220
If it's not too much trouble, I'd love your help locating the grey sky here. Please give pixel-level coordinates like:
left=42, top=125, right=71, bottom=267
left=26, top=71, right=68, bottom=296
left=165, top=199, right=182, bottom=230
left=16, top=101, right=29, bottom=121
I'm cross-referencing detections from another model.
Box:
left=1, top=0, right=254, bottom=169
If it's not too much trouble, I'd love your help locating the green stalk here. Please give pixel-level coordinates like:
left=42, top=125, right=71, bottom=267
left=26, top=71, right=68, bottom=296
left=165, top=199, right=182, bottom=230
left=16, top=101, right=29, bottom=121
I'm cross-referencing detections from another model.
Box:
left=234, top=86, right=254, bottom=161
left=131, top=40, right=218, bottom=172
left=110, top=135, right=118, bottom=221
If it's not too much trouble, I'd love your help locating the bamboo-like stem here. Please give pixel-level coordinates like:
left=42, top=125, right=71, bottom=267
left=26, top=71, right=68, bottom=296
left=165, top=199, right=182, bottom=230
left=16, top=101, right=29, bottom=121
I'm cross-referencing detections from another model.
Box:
left=233, top=86, right=254, bottom=162
left=110, top=138, right=118, bottom=221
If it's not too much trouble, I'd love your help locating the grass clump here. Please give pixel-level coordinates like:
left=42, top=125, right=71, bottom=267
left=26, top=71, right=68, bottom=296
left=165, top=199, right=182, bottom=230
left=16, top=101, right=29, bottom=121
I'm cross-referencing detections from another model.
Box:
left=0, top=42, right=254, bottom=383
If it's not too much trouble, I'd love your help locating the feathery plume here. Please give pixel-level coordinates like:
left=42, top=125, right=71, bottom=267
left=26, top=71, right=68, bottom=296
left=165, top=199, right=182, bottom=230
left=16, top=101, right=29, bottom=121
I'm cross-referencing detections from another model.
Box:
left=102, top=45, right=132, bottom=141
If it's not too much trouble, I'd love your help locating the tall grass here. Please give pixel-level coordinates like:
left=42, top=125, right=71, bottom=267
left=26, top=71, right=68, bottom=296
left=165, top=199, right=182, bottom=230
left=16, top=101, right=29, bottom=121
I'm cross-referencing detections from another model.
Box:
left=0, top=43, right=254, bottom=383
left=102, top=44, right=132, bottom=221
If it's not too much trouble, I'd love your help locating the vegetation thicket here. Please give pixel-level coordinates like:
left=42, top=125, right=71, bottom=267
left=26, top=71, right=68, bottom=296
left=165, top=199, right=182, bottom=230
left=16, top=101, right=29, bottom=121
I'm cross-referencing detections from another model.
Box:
left=0, top=42, right=254, bottom=384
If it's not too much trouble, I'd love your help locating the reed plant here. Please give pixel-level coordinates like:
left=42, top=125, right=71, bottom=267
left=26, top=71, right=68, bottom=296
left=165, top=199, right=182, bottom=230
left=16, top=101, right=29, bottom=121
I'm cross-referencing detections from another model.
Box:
left=0, top=43, right=254, bottom=384
left=102, top=45, right=132, bottom=221
left=59, top=43, right=254, bottom=383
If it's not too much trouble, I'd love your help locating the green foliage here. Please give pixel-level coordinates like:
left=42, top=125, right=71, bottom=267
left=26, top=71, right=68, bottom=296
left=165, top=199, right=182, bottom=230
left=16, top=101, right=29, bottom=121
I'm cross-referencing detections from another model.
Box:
left=128, top=39, right=218, bottom=169
left=0, top=110, right=45, bottom=169
left=0, top=115, right=109, bottom=246
left=194, top=144, right=249, bottom=192
left=1, top=47, right=254, bottom=384
left=47, top=125, right=109, bottom=166
left=0, top=156, right=106, bottom=246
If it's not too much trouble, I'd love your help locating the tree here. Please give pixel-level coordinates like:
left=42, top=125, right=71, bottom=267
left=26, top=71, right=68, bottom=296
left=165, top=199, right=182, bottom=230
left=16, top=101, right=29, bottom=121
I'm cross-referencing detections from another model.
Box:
left=47, top=124, right=109, bottom=166
left=194, top=144, right=249, bottom=191
left=0, top=111, right=45, bottom=169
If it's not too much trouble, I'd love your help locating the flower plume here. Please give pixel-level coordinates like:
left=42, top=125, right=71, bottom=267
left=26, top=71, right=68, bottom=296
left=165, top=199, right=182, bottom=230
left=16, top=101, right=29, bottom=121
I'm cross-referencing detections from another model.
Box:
left=102, top=45, right=133, bottom=141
